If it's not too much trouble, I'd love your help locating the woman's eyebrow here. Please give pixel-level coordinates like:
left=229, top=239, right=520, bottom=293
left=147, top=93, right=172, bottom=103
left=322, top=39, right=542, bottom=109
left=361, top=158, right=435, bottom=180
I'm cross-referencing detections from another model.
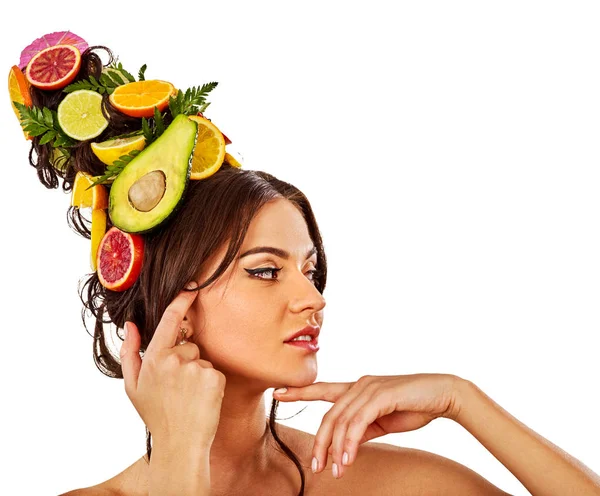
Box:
left=238, top=245, right=317, bottom=260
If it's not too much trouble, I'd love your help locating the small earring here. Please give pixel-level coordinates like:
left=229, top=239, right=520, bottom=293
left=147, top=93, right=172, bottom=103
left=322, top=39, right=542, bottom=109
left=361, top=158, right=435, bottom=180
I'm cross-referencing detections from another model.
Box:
left=178, top=327, right=188, bottom=345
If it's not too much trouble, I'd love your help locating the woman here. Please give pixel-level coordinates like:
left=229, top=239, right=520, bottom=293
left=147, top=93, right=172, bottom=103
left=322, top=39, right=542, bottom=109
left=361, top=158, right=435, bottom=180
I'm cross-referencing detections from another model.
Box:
left=67, top=185, right=600, bottom=496
left=11, top=35, right=600, bottom=495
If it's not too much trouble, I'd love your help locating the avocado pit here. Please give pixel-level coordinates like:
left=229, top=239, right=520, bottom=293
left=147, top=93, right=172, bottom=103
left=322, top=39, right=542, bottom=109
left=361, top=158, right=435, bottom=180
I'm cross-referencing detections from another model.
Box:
left=128, top=170, right=166, bottom=212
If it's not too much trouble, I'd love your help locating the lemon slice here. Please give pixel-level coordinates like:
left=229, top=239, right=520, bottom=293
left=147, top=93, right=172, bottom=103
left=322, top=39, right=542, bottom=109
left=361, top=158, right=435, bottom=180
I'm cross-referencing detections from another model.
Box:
left=90, top=209, right=107, bottom=271
left=57, top=89, right=108, bottom=141
left=187, top=115, right=226, bottom=180
left=91, top=135, right=146, bottom=166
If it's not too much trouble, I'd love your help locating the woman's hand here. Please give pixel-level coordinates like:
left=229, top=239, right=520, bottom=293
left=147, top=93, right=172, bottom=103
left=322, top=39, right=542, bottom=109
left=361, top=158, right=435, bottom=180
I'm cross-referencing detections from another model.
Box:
left=120, top=287, right=227, bottom=451
left=273, top=373, right=462, bottom=478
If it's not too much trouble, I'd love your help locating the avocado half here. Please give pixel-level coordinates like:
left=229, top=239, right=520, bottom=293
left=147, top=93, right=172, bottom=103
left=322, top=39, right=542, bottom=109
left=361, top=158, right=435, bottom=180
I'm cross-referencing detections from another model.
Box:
left=108, top=114, right=198, bottom=234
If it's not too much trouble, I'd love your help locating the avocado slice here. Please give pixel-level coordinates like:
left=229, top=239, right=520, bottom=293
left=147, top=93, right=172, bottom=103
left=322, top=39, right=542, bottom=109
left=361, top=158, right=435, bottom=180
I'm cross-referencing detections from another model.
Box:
left=108, top=114, right=198, bottom=234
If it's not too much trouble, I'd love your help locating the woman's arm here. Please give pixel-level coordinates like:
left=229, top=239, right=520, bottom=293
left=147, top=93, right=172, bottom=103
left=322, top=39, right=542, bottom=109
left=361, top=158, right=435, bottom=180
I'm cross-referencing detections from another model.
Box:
left=453, top=377, right=600, bottom=495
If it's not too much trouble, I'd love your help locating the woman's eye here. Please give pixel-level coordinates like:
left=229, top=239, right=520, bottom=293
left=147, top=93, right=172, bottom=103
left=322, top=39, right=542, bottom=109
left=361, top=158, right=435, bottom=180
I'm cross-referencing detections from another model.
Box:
left=247, top=267, right=282, bottom=280
left=245, top=267, right=321, bottom=282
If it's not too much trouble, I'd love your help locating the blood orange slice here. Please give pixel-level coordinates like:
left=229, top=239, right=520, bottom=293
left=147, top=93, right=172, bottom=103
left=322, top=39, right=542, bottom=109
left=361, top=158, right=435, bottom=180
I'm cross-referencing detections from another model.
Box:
left=25, top=44, right=81, bottom=91
left=97, top=227, right=144, bottom=292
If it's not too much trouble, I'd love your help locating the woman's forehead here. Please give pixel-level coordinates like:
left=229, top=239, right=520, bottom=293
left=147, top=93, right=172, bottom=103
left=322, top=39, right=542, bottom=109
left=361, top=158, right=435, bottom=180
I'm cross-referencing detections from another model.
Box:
left=243, top=200, right=314, bottom=256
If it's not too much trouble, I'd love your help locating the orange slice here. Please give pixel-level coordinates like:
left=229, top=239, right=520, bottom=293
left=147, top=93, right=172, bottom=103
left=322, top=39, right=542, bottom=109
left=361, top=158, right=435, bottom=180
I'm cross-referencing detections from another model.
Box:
left=8, top=65, right=33, bottom=140
left=71, top=172, right=108, bottom=209
left=90, top=209, right=107, bottom=271
left=108, top=80, right=176, bottom=118
left=187, top=115, right=226, bottom=180
left=224, top=151, right=242, bottom=168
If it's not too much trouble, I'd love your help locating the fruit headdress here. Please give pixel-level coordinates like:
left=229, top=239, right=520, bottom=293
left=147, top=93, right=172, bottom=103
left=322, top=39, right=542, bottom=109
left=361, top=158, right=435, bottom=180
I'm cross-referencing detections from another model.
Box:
left=9, top=31, right=243, bottom=292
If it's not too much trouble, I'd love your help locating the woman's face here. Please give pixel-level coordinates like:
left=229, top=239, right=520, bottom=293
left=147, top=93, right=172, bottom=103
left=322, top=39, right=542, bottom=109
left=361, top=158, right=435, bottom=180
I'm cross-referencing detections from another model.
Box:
left=188, top=198, right=326, bottom=390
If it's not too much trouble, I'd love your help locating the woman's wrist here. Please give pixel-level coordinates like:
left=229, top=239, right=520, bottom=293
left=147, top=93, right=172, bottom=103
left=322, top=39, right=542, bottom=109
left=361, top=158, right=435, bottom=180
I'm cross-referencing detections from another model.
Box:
left=442, top=374, right=472, bottom=423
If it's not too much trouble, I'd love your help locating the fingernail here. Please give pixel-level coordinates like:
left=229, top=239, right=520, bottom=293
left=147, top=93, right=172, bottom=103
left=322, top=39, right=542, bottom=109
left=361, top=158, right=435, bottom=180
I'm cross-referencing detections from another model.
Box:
left=332, top=463, right=339, bottom=478
left=274, top=387, right=287, bottom=395
left=124, top=322, right=129, bottom=339
left=342, top=451, right=349, bottom=465
left=311, top=456, right=318, bottom=473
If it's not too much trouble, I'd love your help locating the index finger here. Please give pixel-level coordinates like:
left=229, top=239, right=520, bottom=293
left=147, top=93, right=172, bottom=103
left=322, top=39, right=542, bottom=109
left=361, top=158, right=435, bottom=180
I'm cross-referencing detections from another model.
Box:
left=273, top=382, right=353, bottom=403
left=145, top=286, right=199, bottom=354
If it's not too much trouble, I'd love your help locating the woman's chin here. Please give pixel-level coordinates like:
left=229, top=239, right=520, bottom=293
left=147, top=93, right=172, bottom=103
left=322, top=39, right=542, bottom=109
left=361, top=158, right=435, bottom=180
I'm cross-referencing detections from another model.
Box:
left=281, top=363, right=318, bottom=387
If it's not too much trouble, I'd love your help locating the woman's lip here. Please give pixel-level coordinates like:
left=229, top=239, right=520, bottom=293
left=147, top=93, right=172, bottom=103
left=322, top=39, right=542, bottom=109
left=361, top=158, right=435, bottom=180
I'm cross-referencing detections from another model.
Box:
left=284, top=339, right=320, bottom=352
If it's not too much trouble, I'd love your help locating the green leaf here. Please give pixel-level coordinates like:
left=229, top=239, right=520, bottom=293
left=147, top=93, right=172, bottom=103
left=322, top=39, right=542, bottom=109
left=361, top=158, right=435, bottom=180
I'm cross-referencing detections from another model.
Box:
left=42, top=108, right=53, bottom=128
left=64, top=79, right=101, bottom=93
left=154, top=107, right=165, bottom=138
left=120, top=67, right=136, bottom=83
left=198, top=101, right=210, bottom=113
left=23, top=124, right=47, bottom=136
left=108, top=70, right=125, bottom=85
left=54, top=134, right=71, bottom=147
left=138, top=64, right=147, bottom=81
left=142, top=117, right=153, bottom=143
left=166, top=82, right=219, bottom=116
left=87, top=149, right=141, bottom=187
left=39, top=131, right=56, bottom=145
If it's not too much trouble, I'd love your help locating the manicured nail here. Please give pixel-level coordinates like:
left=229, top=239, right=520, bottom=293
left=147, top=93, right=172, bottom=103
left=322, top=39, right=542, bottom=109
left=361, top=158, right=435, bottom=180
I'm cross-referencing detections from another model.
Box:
left=274, top=387, right=287, bottom=395
left=342, top=451, right=349, bottom=465
left=311, top=456, right=318, bottom=473
left=332, top=463, right=339, bottom=478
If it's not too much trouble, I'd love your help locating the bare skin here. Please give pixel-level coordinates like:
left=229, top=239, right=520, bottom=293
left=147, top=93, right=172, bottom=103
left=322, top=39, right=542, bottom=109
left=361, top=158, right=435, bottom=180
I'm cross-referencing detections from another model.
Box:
left=58, top=199, right=600, bottom=495
left=71, top=421, right=511, bottom=495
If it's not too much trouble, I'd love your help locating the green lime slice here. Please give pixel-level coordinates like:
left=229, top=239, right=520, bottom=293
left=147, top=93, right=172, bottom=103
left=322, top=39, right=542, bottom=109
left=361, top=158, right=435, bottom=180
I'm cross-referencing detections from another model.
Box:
left=57, top=90, right=109, bottom=141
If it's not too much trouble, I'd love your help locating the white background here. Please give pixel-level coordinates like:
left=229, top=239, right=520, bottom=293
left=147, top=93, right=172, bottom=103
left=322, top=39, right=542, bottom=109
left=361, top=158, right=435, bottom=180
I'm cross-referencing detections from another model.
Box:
left=1, top=1, right=599, bottom=495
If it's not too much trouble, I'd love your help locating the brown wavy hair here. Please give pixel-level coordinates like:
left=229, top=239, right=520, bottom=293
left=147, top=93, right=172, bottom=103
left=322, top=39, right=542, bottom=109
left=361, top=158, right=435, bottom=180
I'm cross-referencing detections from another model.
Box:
left=25, top=46, right=328, bottom=495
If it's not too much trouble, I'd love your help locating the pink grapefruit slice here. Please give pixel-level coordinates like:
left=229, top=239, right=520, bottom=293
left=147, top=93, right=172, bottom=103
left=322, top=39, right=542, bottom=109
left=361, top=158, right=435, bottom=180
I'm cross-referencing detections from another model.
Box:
left=25, top=44, right=82, bottom=91
left=97, top=227, right=144, bottom=292
left=19, top=31, right=88, bottom=70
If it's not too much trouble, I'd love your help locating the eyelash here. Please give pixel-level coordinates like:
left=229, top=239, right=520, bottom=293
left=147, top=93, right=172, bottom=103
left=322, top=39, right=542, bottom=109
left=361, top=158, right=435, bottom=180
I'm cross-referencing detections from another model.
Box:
left=246, top=266, right=322, bottom=282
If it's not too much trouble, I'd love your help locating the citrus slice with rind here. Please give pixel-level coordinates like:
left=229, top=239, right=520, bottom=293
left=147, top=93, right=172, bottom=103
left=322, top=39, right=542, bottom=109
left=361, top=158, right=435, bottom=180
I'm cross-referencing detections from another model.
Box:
left=57, top=89, right=108, bottom=141
left=187, top=115, right=226, bottom=180
left=71, top=172, right=108, bottom=209
left=108, top=80, right=176, bottom=118
left=8, top=65, right=33, bottom=140
left=25, top=44, right=81, bottom=91
left=91, top=135, right=146, bottom=166
left=97, top=227, right=145, bottom=291
left=224, top=151, right=243, bottom=168
left=90, top=209, right=107, bottom=271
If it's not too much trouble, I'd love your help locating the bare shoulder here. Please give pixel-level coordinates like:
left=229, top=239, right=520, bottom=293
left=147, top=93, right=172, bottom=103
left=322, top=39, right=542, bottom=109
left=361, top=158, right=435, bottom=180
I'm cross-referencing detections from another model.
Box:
left=59, top=486, right=120, bottom=495
left=58, top=456, right=149, bottom=496
left=351, top=441, right=514, bottom=496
